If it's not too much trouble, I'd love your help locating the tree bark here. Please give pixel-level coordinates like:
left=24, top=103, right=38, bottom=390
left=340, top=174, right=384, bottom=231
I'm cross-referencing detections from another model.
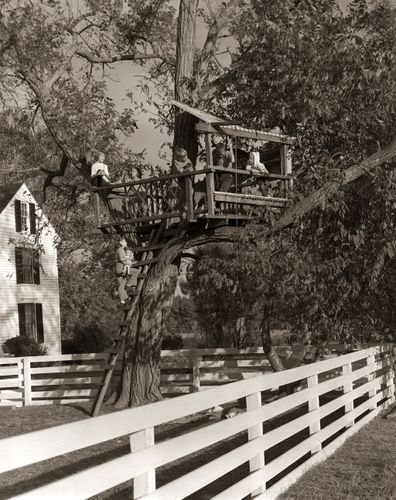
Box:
left=111, top=225, right=237, bottom=407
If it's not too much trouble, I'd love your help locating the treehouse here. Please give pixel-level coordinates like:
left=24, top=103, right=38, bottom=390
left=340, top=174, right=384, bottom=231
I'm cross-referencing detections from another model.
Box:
left=93, top=100, right=294, bottom=237
left=90, top=101, right=294, bottom=416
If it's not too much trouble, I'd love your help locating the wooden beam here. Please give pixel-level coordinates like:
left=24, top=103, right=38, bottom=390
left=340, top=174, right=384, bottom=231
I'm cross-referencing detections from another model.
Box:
left=214, top=191, right=289, bottom=207
left=195, top=123, right=294, bottom=145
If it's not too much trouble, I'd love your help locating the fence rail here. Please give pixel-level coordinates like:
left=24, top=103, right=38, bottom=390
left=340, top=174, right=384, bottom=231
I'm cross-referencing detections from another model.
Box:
left=0, top=345, right=353, bottom=406
left=0, top=345, right=394, bottom=499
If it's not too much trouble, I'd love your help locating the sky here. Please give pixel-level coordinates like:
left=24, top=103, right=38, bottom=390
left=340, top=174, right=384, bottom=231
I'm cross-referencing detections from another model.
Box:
left=104, top=0, right=232, bottom=167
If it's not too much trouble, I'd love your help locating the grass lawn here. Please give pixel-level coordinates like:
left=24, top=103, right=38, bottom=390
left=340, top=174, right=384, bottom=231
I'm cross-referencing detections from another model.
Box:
left=280, top=414, right=396, bottom=500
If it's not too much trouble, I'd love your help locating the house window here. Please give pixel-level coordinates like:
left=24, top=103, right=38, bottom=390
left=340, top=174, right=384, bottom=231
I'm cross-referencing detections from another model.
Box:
left=15, top=200, right=36, bottom=234
left=15, top=247, right=40, bottom=284
left=18, top=303, right=44, bottom=343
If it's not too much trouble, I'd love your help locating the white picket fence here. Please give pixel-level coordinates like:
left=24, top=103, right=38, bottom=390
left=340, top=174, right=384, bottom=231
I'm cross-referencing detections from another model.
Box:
left=0, top=345, right=394, bottom=499
left=0, top=345, right=351, bottom=406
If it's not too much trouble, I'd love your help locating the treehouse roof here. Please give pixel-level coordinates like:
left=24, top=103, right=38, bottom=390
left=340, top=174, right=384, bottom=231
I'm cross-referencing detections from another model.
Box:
left=170, top=99, right=294, bottom=145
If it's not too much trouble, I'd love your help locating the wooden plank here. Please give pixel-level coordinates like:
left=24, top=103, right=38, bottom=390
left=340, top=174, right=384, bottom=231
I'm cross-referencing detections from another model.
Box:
left=92, top=168, right=212, bottom=191
left=0, top=380, right=23, bottom=388
left=195, top=122, right=295, bottom=144
left=100, top=213, right=181, bottom=228
left=0, top=347, right=385, bottom=474
left=214, top=191, right=288, bottom=207
left=30, top=365, right=109, bottom=374
left=0, top=367, right=21, bottom=376
left=130, top=428, right=156, bottom=498
left=31, top=389, right=97, bottom=398
left=23, top=353, right=108, bottom=362
left=23, top=358, right=31, bottom=406
left=30, top=377, right=103, bottom=386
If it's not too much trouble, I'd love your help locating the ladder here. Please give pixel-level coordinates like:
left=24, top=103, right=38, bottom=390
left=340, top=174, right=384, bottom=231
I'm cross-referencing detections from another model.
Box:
left=91, top=224, right=166, bottom=417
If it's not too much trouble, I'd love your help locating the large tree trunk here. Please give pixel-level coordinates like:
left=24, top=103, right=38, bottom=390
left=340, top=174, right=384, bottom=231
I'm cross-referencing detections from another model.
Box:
left=111, top=227, right=236, bottom=407
left=115, top=258, right=180, bottom=407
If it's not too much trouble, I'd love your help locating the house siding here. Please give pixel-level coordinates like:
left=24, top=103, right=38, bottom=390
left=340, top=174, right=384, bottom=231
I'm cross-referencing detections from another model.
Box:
left=0, top=185, right=61, bottom=354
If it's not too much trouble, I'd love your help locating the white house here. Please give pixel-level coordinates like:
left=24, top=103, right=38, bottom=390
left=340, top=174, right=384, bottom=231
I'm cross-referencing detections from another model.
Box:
left=0, top=183, right=61, bottom=354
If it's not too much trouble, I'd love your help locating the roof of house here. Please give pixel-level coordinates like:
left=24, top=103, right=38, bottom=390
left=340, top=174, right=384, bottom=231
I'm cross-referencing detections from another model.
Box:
left=170, top=99, right=294, bottom=144
left=0, top=182, right=24, bottom=214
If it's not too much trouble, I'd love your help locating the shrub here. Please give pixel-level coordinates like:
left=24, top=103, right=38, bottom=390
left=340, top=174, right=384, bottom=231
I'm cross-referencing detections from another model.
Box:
left=3, top=336, right=47, bottom=356
left=161, top=334, right=183, bottom=350
left=62, top=325, right=110, bottom=354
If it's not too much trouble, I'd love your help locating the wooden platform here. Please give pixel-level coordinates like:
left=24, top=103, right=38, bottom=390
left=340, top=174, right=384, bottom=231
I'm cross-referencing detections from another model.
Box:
left=93, top=167, right=292, bottom=233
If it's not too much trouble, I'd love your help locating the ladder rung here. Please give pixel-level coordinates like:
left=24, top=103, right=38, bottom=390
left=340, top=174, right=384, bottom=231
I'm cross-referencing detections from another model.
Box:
left=138, top=272, right=147, bottom=279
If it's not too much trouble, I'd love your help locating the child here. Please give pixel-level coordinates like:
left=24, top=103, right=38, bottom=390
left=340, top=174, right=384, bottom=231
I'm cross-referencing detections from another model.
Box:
left=115, top=237, right=139, bottom=305
left=91, top=152, right=110, bottom=186
left=246, top=151, right=269, bottom=175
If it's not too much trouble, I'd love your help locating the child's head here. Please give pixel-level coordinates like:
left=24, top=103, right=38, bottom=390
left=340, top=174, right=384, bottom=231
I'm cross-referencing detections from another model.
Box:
left=118, top=236, right=127, bottom=248
left=174, top=147, right=188, bottom=162
left=98, top=152, right=105, bottom=163
left=215, top=143, right=226, bottom=155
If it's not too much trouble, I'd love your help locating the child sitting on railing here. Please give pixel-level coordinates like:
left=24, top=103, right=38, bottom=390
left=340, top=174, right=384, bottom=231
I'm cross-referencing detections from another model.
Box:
left=246, top=152, right=269, bottom=175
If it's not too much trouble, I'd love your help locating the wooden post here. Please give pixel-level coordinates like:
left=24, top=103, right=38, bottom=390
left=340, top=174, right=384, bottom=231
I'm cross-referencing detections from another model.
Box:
left=385, top=348, right=395, bottom=404
left=23, top=357, right=32, bottom=406
left=367, top=350, right=377, bottom=410
left=205, top=133, right=213, bottom=167
left=206, top=171, right=215, bottom=217
left=246, top=391, right=265, bottom=497
left=192, top=351, right=201, bottom=392
left=342, top=362, right=353, bottom=428
left=185, top=174, right=195, bottom=222
left=307, top=374, right=321, bottom=453
left=130, top=427, right=155, bottom=498
left=280, top=144, right=293, bottom=193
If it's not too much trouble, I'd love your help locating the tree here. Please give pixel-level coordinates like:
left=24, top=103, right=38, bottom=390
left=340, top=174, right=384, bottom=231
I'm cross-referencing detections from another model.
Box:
left=2, top=0, right=396, bottom=407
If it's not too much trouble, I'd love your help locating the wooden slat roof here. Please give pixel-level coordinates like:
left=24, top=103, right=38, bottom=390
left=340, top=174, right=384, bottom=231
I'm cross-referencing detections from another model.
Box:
left=170, top=99, right=294, bottom=144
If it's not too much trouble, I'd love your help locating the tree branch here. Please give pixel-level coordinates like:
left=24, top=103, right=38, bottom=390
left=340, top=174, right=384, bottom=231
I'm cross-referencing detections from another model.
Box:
left=268, top=134, right=396, bottom=235
left=76, top=50, right=172, bottom=66
left=41, top=153, right=69, bottom=202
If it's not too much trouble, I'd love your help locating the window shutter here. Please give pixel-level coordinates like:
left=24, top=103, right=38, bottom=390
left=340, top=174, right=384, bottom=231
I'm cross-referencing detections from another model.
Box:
left=15, top=200, right=22, bottom=232
left=18, top=304, right=26, bottom=336
left=33, top=253, right=40, bottom=285
left=35, top=304, right=44, bottom=343
left=15, top=248, right=23, bottom=284
left=29, top=203, right=36, bottom=234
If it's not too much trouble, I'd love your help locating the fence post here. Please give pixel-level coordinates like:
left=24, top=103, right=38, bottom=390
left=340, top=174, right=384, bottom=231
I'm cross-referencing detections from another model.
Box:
left=246, top=391, right=265, bottom=496
left=307, top=374, right=321, bottom=453
left=23, top=357, right=32, bottom=406
left=367, top=350, right=377, bottom=410
left=130, top=427, right=155, bottom=498
left=385, top=347, right=395, bottom=405
left=192, top=351, right=201, bottom=392
left=342, top=362, right=353, bottom=428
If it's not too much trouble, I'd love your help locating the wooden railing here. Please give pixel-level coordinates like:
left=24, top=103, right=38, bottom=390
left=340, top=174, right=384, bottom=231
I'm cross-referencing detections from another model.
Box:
left=0, top=346, right=363, bottom=407
left=0, top=345, right=393, bottom=499
left=93, top=167, right=293, bottom=228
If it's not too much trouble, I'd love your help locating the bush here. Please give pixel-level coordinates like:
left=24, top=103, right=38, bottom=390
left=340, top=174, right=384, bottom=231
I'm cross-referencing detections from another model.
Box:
left=161, top=334, right=183, bottom=350
left=3, top=336, right=47, bottom=356
left=62, top=325, right=110, bottom=354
